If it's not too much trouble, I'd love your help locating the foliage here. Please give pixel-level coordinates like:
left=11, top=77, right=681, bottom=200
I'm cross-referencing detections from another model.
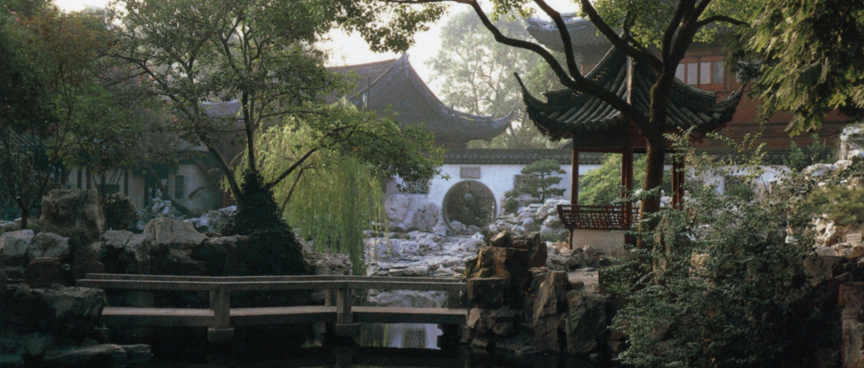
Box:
left=504, top=197, right=520, bottom=214
left=784, top=134, right=836, bottom=172
left=802, top=187, right=864, bottom=226
left=605, top=133, right=828, bottom=368
left=732, top=0, right=864, bottom=135
left=284, top=154, right=381, bottom=275
left=518, top=159, right=566, bottom=202
left=103, top=193, right=137, bottom=231
left=1, top=4, right=156, bottom=229
left=232, top=102, right=443, bottom=274
left=579, top=155, right=673, bottom=206
left=110, top=0, right=444, bottom=274
left=221, top=170, right=306, bottom=276
left=430, top=10, right=558, bottom=149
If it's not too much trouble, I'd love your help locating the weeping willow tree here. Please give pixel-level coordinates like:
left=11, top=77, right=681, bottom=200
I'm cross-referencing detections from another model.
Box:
left=282, top=151, right=383, bottom=275
left=231, top=101, right=443, bottom=274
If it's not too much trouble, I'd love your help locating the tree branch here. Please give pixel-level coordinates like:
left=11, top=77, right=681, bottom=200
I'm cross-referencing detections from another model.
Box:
left=696, top=15, right=747, bottom=28
left=578, top=0, right=662, bottom=72
left=534, top=0, right=582, bottom=78
left=458, top=0, right=646, bottom=122
left=265, top=147, right=319, bottom=189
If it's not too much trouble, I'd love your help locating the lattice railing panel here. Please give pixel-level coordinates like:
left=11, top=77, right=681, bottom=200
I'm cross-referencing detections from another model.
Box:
left=557, top=204, right=639, bottom=231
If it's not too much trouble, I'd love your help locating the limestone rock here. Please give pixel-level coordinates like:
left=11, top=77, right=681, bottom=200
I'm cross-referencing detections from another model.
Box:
left=533, top=271, right=570, bottom=352
left=71, top=248, right=104, bottom=281
left=467, top=277, right=507, bottom=309
left=384, top=194, right=410, bottom=224
left=143, top=217, right=207, bottom=249
left=565, top=290, right=609, bottom=355
left=101, top=230, right=133, bottom=250
left=839, top=123, right=864, bottom=161
left=490, top=231, right=512, bottom=248
left=0, top=230, right=34, bottom=265
left=25, top=233, right=68, bottom=263
left=24, top=258, right=61, bottom=288
left=8, top=286, right=106, bottom=341
left=44, top=344, right=126, bottom=368
left=40, top=189, right=104, bottom=240
left=411, top=203, right=440, bottom=232
left=466, top=307, right=519, bottom=337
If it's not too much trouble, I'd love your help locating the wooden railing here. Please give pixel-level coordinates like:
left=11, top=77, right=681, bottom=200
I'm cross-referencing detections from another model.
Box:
left=557, top=204, right=639, bottom=231
left=77, top=273, right=467, bottom=343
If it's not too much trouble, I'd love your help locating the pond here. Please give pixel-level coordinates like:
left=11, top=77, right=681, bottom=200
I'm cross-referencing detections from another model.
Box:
left=131, top=323, right=603, bottom=368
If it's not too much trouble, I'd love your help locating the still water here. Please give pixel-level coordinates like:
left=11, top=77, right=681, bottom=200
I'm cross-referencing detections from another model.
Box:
left=132, top=323, right=601, bottom=368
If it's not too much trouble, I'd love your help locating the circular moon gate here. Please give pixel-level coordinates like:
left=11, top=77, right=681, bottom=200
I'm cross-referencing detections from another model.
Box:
left=441, top=180, right=497, bottom=229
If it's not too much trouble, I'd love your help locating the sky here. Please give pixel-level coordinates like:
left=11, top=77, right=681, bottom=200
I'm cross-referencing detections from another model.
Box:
left=53, top=0, right=578, bottom=96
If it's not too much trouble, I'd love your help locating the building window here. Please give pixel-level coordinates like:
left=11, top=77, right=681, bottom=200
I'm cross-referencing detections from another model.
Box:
left=675, top=64, right=685, bottom=81
left=686, top=63, right=698, bottom=85
left=700, top=62, right=711, bottom=84
left=713, top=61, right=725, bottom=84
left=460, top=167, right=481, bottom=179
left=174, top=175, right=185, bottom=199
left=400, top=180, right=430, bottom=194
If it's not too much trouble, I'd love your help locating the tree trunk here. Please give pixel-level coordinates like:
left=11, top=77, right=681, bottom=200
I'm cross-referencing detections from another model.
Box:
left=16, top=198, right=29, bottom=230
left=637, top=133, right=666, bottom=249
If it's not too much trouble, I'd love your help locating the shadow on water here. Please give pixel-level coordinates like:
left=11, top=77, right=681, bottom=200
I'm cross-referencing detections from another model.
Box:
left=133, top=323, right=601, bottom=368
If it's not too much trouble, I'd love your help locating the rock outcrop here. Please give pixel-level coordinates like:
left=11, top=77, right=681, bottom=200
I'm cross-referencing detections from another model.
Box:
left=40, top=189, right=104, bottom=240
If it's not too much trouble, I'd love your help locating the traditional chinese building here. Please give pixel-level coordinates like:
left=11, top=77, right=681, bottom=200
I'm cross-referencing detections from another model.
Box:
left=331, top=55, right=514, bottom=150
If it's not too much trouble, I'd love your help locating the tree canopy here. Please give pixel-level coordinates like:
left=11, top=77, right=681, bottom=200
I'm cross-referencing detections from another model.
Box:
left=429, top=10, right=559, bottom=149
left=732, top=0, right=864, bottom=135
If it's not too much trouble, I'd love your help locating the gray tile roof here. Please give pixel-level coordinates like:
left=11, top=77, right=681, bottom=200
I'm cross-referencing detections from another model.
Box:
left=520, top=47, right=742, bottom=145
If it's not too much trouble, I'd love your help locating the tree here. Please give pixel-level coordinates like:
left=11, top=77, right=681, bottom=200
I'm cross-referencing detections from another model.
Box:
left=234, top=101, right=444, bottom=274
left=109, top=0, right=444, bottom=274
left=1, top=4, right=126, bottom=229
left=517, top=159, right=565, bottom=202
left=362, top=0, right=752, bottom=243
left=732, top=0, right=864, bottom=135
left=428, top=10, right=558, bottom=149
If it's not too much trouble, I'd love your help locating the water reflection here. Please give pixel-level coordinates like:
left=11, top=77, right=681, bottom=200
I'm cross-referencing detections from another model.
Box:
left=133, top=323, right=600, bottom=368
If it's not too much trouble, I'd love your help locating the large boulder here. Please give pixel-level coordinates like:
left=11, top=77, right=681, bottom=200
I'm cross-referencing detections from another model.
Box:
left=0, top=230, right=34, bottom=265
left=466, top=277, right=508, bottom=309
left=143, top=217, right=207, bottom=249
left=384, top=194, right=411, bottom=224
left=40, top=189, right=104, bottom=240
left=8, top=286, right=106, bottom=343
left=532, top=271, right=571, bottom=352
left=25, top=233, right=69, bottom=263
left=411, top=203, right=440, bottom=233
left=565, top=289, right=609, bottom=355
left=24, top=258, right=61, bottom=288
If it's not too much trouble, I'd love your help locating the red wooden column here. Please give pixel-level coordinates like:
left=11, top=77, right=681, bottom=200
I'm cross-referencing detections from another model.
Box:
left=571, top=146, right=579, bottom=206
left=672, top=154, right=685, bottom=208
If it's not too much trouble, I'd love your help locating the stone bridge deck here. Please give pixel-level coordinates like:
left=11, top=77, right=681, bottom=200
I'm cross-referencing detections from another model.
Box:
left=77, top=273, right=467, bottom=343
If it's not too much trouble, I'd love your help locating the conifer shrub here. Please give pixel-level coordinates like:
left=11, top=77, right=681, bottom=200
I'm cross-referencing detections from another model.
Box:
left=518, top=159, right=566, bottom=202
left=221, top=170, right=307, bottom=276
left=103, top=193, right=137, bottom=231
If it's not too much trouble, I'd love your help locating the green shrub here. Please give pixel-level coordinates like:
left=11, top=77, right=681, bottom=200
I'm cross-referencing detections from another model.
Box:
left=605, top=132, right=834, bottom=368
left=103, top=193, right=138, bottom=231
left=784, top=134, right=835, bottom=172
left=504, top=198, right=520, bottom=214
